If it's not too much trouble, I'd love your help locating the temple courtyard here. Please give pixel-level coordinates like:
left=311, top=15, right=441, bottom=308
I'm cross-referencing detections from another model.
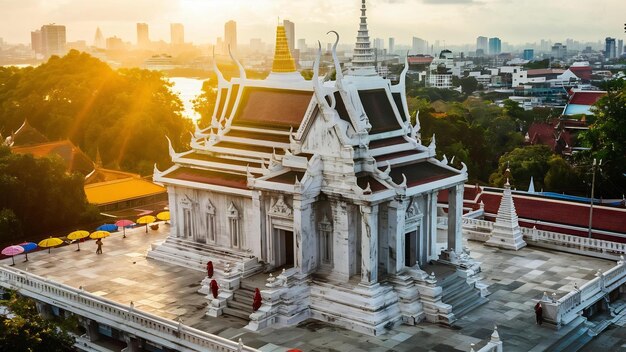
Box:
left=1, top=224, right=624, bottom=351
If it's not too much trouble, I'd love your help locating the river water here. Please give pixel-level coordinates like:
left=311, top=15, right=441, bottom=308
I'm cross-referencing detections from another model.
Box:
left=168, top=77, right=206, bottom=122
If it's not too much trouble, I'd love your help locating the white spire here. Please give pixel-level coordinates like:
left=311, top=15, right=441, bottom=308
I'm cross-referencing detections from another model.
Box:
left=350, top=0, right=377, bottom=76
left=485, top=182, right=527, bottom=250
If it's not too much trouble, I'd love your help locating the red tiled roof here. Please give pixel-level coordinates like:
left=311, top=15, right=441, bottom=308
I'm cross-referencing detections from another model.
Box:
left=386, top=161, right=458, bottom=188
left=232, top=87, right=313, bottom=130
left=181, top=152, right=263, bottom=168
left=369, top=136, right=407, bottom=149
left=356, top=174, right=388, bottom=193
left=267, top=171, right=305, bottom=184
left=568, top=66, right=592, bottom=80
left=375, top=149, right=418, bottom=162
left=478, top=192, right=626, bottom=237
left=225, top=129, right=290, bottom=143
left=12, top=140, right=94, bottom=175
left=163, top=167, right=249, bottom=189
left=569, top=91, right=605, bottom=106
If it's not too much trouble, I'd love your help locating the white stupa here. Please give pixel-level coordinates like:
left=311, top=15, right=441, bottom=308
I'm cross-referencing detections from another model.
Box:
left=485, top=179, right=527, bottom=250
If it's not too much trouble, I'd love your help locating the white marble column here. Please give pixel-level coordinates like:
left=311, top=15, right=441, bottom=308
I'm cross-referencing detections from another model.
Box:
left=168, top=187, right=179, bottom=238
left=250, top=191, right=263, bottom=259
left=294, top=196, right=316, bottom=275
left=332, top=199, right=350, bottom=282
left=387, top=198, right=405, bottom=274
left=427, top=192, right=438, bottom=261
left=447, top=184, right=464, bottom=254
left=360, top=204, right=379, bottom=285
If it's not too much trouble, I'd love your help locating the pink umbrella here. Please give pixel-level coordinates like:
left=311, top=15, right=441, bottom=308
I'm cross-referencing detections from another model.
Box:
left=115, top=219, right=135, bottom=238
left=2, top=245, right=25, bottom=266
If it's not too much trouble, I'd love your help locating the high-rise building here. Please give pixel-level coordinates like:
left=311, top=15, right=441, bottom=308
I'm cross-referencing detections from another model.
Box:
left=249, top=38, right=263, bottom=53
left=488, top=37, right=501, bottom=55
left=605, top=37, right=616, bottom=59
left=137, top=23, right=149, bottom=48
left=373, top=38, right=384, bottom=51
left=31, top=30, right=42, bottom=54
left=34, top=24, right=66, bottom=57
left=283, top=20, right=295, bottom=54
left=388, top=37, right=395, bottom=54
left=94, top=27, right=105, bottom=49
left=523, top=49, right=534, bottom=60
left=551, top=42, right=567, bottom=59
left=412, top=37, right=427, bottom=54
left=297, top=38, right=306, bottom=51
left=170, top=23, right=184, bottom=45
left=476, top=36, right=488, bottom=53
left=224, top=20, right=237, bottom=52
left=618, top=39, right=624, bottom=57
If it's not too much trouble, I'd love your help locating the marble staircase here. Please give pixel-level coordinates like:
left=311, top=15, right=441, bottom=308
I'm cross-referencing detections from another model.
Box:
left=223, top=281, right=256, bottom=320
left=148, top=237, right=264, bottom=277
left=439, top=270, right=488, bottom=319
left=538, top=316, right=592, bottom=352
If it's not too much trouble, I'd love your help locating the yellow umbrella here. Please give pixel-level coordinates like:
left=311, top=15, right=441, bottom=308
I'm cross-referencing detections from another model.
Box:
left=157, top=211, right=170, bottom=221
left=67, top=230, right=89, bottom=251
left=38, top=237, right=64, bottom=253
left=137, top=215, right=156, bottom=233
left=90, top=231, right=111, bottom=239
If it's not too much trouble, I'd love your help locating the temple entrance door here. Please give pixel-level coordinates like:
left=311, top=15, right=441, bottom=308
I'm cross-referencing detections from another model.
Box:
left=404, top=231, right=417, bottom=267
left=274, top=228, right=295, bottom=268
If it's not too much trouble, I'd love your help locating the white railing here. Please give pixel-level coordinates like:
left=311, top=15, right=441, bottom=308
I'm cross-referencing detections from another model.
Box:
left=470, top=326, right=503, bottom=352
left=460, top=218, right=626, bottom=258
left=0, top=265, right=258, bottom=352
left=541, top=258, right=626, bottom=327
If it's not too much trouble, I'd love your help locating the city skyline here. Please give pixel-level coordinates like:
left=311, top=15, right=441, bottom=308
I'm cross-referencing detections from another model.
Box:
left=0, top=0, right=624, bottom=47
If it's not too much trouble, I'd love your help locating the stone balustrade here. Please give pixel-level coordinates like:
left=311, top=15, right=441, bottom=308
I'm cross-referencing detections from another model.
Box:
left=469, top=326, right=503, bottom=352
left=539, top=257, right=626, bottom=327
left=459, top=218, right=626, bottom=259
left=0, top=265, right=258, bottom=352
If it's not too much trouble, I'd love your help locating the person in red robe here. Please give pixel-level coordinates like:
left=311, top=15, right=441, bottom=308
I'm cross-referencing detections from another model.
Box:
left=252, top=288, right=262, bottom=311
left=206, top=261, right=214, bottom=278
left=210, top=279, right=219, bottom=299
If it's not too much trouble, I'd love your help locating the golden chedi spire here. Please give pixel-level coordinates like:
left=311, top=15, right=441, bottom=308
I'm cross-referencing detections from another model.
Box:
left=272, top=25, right=296, bottom=73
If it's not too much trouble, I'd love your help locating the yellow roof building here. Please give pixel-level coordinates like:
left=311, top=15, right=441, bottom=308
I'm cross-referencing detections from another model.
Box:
left=84, top=176, right=166, bottom=206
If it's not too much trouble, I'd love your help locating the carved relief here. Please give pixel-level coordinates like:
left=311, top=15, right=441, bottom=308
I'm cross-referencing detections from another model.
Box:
left=205, top=199, right=215, bottom=215
left=227, top=201, right=240, bottom=219
left=405, top=198, right=423, bottom=229
left=269, top=194, right=292, bottom=217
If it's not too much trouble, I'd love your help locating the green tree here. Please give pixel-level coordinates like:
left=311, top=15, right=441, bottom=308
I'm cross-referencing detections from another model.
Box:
left=576, top=79, right=626, bottom=197
left=0, top=146, right=99, bottom=240
left=459, top=77, right=478, bottom=95
left=0, top=291, right=75, bottom=352
left=489, top=145, right=553, bottom=190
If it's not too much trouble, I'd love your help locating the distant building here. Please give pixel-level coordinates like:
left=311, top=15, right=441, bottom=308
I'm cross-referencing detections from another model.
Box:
left=249, top=38, right=263, bottom=53
left=31, top=25, right=66, bottom=57
left=94, top=27, right=105, bottom=49
left=373, top=37, right=384, bottom=52
left=224, top=20, right=237, bottom=52
left=618, top=39, right=624, bottom=57
left=551, top=42, right=567, bottom=59
left=106, top=36, right=124, bottom=51
left=170, top=23, right=184, bottom=46
left=412, top=37, right=427, bottom=54
left=605, top=37, right=616, bottom=59
left=297, top=38, right=306, bottom=51
left=476, top=36, right=488, bottom=53
left=283, top=20, right=295, bottom=54
left=523, top=49, right=534, bottom=60
left=137, top=23, right=149, bottom=48
left=488, top=37, right=501, bottom=55
left=31, top=30, right=42, bottom=54
left=388, top=37, right=395, bottom=54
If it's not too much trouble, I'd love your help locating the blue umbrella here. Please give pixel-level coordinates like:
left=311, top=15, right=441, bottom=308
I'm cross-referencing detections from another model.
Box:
left=18, top=242, right=37, bottom=262
left=97, top=224, right=118, bottom=232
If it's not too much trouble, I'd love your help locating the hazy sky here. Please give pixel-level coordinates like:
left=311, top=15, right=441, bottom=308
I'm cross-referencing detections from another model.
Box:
left=0, top=0, right=624, bottom=46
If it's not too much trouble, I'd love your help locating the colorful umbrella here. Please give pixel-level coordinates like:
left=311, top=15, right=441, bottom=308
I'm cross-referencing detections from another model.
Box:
left=137, top=215, right=156, bottom=233
left=89, top=231, right=111, bottom=239
left=67, top=230, right=90, bottom=251
left=2, top=245, right=24, bottom=266
left=18, top=242, right=37, bottom=262
left=115, top=219, right=135, bottom=238
left=38, top=237, right=64, bottom=253
left=97, top=224, right=118, bottom=232
left=157, top=211, right=170, bottom=221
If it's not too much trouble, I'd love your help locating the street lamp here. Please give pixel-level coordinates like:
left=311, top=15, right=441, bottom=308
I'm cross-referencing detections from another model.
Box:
left=588, top=158, right=601, bottom=238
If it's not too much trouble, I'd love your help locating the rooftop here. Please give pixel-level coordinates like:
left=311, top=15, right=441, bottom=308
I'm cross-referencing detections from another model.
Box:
left=1, top=225, right=620, bottom=351
left=84, top=177, right=166, bottom=205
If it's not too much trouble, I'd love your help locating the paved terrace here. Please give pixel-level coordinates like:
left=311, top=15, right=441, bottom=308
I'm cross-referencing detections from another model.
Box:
left=1, top=224, right=623, bottom=352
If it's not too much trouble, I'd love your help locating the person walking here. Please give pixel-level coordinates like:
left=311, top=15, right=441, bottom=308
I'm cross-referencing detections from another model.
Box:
left=96, top=239, right=103, bottom=254
left=534, top=302, right=543, bottom=325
